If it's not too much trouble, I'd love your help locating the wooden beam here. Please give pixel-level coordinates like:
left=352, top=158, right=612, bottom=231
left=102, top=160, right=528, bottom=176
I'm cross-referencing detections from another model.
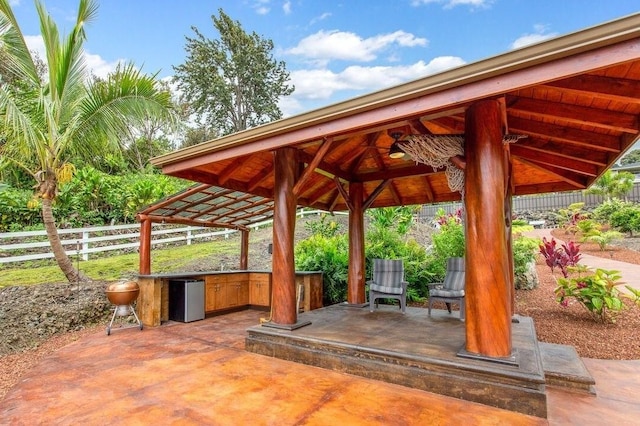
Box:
left=347, top=182, right=366, bottom=304
left=144, top=214, right=249, bottom=231
left=421, top=176, right=435, bottom=201
left=542, top=74, right=640, bottom=104
left=240, top=230, right=249, bottom=270
left=218, top=156, right=251, bottom=185
left=508, top=116, right=622, bottom=153
left=516, top=157, right=589, bottom=189
left=248, top=164, right=273, bottom=191
left=363, top=180, right=390, bottom=210
left=356, top=163, right=438, bottom=182
left=513, top=136, right=611, bottom=166
left=293, top=138, right=334, bottom=197
left=510, top=144, right=599, bottom=177
left=508, top=96, right=639, bottom=134
left=334, top=176, right=354, bottom=212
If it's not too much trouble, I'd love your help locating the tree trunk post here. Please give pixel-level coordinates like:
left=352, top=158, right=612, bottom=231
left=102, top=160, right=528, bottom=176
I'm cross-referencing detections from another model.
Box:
left=139, top=215, right=152, bottom=275
left=463, top=99, right=512, bottom=358
left=271, top=147, right=298, bottom=325
left=347, top=182, right=366, bottom=304
left=240, top=230, right=249, bottom=270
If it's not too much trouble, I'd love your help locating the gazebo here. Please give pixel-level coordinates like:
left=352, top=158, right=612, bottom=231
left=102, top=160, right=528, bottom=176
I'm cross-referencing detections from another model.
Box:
left=147, top=14, right=640, bottom=416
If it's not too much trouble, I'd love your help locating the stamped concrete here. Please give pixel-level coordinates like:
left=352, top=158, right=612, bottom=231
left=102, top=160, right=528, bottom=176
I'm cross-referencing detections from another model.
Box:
left=1, top=308, right=639, bottom=425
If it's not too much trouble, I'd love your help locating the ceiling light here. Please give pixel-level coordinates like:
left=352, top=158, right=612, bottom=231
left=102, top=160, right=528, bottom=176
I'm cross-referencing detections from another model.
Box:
left=388, top=132, right=405, bottom=159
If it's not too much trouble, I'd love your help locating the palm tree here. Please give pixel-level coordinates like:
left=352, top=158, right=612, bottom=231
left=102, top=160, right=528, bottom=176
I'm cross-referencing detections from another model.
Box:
left=0, top=0, right=176, bottom=282
left=585, top=169, right=635, bottom=201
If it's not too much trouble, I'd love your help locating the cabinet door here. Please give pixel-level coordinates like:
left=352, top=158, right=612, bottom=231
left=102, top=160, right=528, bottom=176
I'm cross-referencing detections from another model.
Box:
left=250, top=275, right=271, bottom=306
left=205, top=281, right=217, bottom=312
left=238, top=281, right=250, bottom=305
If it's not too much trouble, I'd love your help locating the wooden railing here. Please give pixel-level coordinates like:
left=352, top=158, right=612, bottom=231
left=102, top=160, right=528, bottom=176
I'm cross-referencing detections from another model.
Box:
left=0, top=209, right=332, bottom=265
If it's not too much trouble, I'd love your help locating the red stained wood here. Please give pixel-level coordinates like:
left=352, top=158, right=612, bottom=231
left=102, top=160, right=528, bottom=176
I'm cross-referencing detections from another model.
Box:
left=347, top=182, right=366, bottom=304
left=464, top=100, right=512, bottom=358
left=240, top=230, right=249, bottom=270
left=139, top=216, right=152, bottom=275
left=271, top=148, right=298, bottom=325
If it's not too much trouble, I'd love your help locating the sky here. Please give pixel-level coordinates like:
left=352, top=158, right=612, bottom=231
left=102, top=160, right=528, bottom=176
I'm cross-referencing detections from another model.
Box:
left=7, top=0, right=640, bottom=118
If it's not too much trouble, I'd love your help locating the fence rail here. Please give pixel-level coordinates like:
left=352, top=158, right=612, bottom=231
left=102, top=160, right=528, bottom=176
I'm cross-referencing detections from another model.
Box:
left=0, top=209, right=328, bottom=265
left=417, top=182, right=640, bottom=220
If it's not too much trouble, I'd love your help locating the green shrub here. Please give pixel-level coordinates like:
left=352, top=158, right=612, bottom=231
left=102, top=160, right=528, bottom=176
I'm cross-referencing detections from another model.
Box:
left=592, top=199, right=633, bottom=224
left=555, top=268, right=626, bottom=323
left=295, top=233, right=349, bottom=305
left=0, top=186, right=42, bottom=231
left=610, top=204, right=640, bottom=236
left=430, top=218, right=465, bottom=280
left=513, top=235, right=539, bottom=278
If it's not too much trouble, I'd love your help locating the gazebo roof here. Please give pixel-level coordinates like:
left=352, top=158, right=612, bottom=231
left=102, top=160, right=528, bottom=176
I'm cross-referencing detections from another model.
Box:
left=137, top=183, right=274, bottom=231
left=151, top=14, right=640, bottom=216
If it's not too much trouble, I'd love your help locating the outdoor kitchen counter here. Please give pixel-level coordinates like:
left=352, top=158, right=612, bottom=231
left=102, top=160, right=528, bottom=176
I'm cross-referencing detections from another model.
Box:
left=137, top=271, right=323, bottom=327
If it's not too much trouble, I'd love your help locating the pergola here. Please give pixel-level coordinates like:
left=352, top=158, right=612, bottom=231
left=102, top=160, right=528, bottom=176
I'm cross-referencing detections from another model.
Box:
left=149, top=14, right=640, bottom=360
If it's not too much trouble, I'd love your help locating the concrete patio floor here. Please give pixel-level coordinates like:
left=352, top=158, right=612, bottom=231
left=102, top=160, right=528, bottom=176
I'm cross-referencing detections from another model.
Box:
left=1, top=309, right=639, bottom=425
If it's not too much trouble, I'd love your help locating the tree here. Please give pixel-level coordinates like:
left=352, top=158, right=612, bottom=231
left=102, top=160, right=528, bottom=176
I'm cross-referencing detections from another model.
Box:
left=585, top=170, right=635, bottom=201
left=620, top=149, right=640, bottom=165
left=173, top=8, right=294, bottom=136
left=0, top=0, right=176, bottom=282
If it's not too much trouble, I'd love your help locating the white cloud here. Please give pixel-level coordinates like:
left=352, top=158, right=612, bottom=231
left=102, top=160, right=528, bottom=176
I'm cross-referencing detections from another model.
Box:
left=286, top=30, right=428, bottom=65
left=411, top=0, right=493, bottom=8
left=309, top=12, right=331, bottom=26
left=281, top=56, right=465, bottom=116
left=24, top=34, right=123, bottom=79
left=9, top=0, right=21, bottom=6
left=252, top=0, right=270, bottom=15
left=283, top=1, right=292, bottom=15
left=510, top=24, right=558, bottom=49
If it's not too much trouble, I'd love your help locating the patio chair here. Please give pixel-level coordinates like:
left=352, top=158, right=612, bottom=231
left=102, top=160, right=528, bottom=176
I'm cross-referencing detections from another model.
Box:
left=427, top=257, right=465, bottom=320
left=368, top=259, right=407, bottom=313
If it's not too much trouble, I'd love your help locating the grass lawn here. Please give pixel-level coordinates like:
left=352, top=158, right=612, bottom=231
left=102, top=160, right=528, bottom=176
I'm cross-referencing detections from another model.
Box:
left=0, top=239, right=241, bottom=287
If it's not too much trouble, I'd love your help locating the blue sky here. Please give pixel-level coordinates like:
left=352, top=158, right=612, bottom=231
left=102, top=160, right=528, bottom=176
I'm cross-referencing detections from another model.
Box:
left=8, top=0, right=640, bottom=117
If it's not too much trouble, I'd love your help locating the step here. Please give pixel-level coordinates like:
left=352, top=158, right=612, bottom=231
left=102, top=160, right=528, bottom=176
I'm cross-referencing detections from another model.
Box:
left=540, top=342, right=596, bottom=394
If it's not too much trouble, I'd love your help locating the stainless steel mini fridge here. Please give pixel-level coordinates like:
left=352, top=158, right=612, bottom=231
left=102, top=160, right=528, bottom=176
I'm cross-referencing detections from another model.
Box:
left=168, top=279, right=205, bottom=322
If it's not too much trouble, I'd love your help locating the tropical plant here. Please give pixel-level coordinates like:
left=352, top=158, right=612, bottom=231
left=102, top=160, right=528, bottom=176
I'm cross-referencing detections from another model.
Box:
left=0, top=0, right=177, bottom=281
left=555, top=268, right=626, bottom=323
left=582, top=230, right=623, bottom=251
left=609, top=204, right=640, bottom=236
left=585, top=169, right=635, bottom=201
left=173, top=8, right=294, bottom=136
left=367, top=206, right=419, bottom=236
left=539, top=237, right=581, bottom=278
left=592, top=198, right=633, bottom=224
left=556, top=202, right=587, bottom=235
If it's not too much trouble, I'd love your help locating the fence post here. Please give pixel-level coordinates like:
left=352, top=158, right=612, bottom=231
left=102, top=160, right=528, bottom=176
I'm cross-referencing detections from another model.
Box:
left=82, top=231, right=89, bottom=261
left=187, top=228, right=193, bottom=245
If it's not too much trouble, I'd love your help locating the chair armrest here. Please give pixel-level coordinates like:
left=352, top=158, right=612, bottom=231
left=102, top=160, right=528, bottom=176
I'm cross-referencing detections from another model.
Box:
left=425, top=282, right=444, bottom=287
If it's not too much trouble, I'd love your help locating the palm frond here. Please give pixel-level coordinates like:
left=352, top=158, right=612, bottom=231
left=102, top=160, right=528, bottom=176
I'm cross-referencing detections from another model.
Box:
left=0, top=0, right=40, bottom=85
left=70, top=63, right=177, bottom=157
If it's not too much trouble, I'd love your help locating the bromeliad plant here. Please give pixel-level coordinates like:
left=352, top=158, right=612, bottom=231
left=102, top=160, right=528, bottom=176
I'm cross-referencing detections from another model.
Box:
left=539, top=237, right=581, bottom=278
left=554, top=267, right=625, bottom=323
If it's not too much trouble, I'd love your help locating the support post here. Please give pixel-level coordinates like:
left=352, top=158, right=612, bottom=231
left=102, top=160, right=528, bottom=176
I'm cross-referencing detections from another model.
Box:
left=139, top=215, right=152, bottom=275
left=463, top=100, right=512, bottom=358
left=271, top=148, right=298, bottom=325
left=347, top=182, right=366, bottom=304
left=240, top=230, right=249, bottom=270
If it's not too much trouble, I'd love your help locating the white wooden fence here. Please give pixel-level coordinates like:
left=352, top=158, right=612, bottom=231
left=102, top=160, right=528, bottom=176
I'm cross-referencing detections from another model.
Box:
left=0, top=209, right=329, bottom=265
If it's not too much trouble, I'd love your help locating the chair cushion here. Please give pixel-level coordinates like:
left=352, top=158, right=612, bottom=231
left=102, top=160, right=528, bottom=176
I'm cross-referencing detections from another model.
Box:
left=430, top=289, right=465, bottom=298
left=370, top=283, right=404, bottom=295
left=370, top=259, right=405, bottom=295
left=443, top=270, right=465, bottom=292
